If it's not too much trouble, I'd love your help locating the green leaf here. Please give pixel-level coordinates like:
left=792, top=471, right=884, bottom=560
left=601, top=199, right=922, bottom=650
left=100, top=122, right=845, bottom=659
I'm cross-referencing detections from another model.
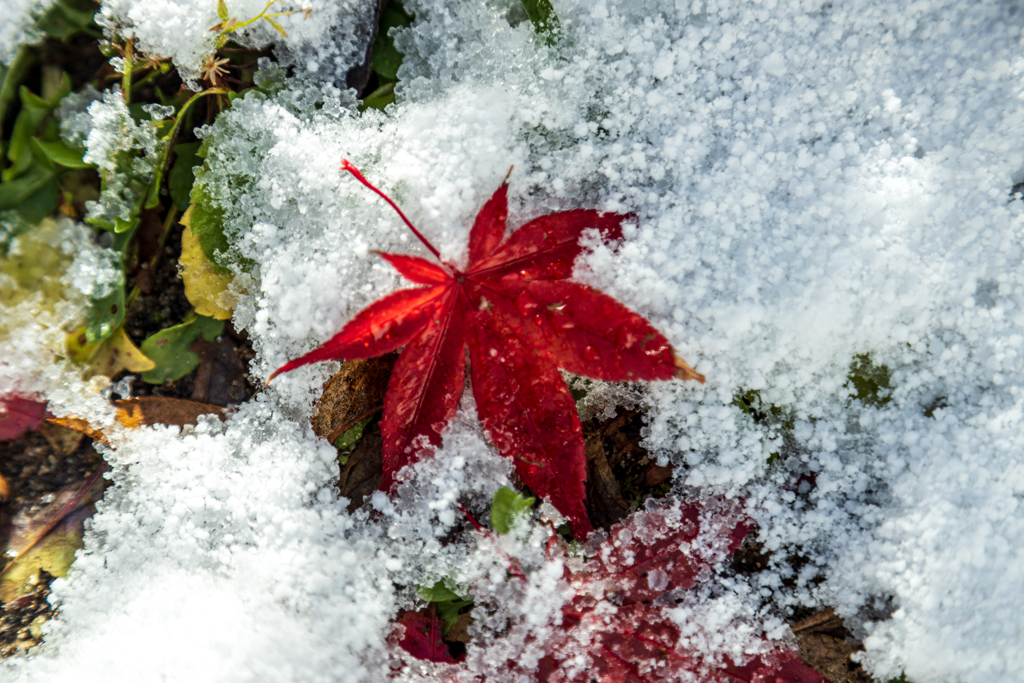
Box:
left=217, top=0, right=229, bottom=21
left=11, top=177, right=60, bottom=223
left=31, top=137, right=91, bottom=169
left=369, top=0, right=413, bottom=82
left=85, top=283, right=126, bottom=344
left=416, top=581, right=472, bottom=634
left=361, top=82, right=395, bottom=112
left=264, top=16, right=287, bottom=37
left=188, top=175, right=231, bottom=270
left=490, top=487, right=535, bottom=535
left=19, top=86, right=52, bottom=113
left=0, top=48, right=35, bottom=140
left=140, top=313, right=225, bottom=384
left=333, top=414, right=373, bottom=451
left=520, top=0, right=561, bottom=45
left=417, top=580, right=462, bottom=603
left=35, top=0, right=98, bottom=40
left=435, top=599, right=472, bottom=634
left=847, top=354, right=892, bottom=407
left=196, top=138, right=211, bottom=159
left=168, top=141, right=201, bottom=210
left=3, top=88, right=54, bottom=181
left=144, top=173, right=161, bottom=209
left=113, top=216, right=137, bottom=233
left=0, top=164, right=58, bottom=210
left=44, top=71, right=72, bottom=106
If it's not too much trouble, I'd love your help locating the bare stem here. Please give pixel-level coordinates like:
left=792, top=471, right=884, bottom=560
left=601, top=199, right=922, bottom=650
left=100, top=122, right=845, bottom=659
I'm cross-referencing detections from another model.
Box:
left=340, top=160, right=443, bottom=261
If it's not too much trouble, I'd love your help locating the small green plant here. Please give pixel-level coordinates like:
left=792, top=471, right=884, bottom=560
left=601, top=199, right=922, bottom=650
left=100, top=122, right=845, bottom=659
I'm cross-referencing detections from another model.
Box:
left=490, top=487, right=535, bottom=535
left=210, top=0, right=312, bottom=43
left=415, top=580, right=473, bottom=635
left=847, top=354, right=893, bottom=407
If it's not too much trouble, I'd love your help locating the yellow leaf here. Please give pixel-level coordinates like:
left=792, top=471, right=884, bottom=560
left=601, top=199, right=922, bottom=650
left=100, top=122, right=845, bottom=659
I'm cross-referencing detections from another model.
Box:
left=179, top=205, right=236, bottom=320
left=0, top=218, right=76, bottom=341
left=65, top=325, right=156, bottom=379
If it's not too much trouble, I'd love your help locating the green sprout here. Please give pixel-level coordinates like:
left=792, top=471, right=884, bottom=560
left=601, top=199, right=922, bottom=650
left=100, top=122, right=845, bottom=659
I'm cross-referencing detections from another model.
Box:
left=211, top=0, right=312, bottom=44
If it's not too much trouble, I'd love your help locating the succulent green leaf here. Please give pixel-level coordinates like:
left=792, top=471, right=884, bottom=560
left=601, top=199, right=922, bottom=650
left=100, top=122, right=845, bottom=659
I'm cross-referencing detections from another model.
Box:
left=140, top=313, right=225, bottom=383
left=217, top=0, right=229, bottom=21
left=490, top=487, right=535, bottom=535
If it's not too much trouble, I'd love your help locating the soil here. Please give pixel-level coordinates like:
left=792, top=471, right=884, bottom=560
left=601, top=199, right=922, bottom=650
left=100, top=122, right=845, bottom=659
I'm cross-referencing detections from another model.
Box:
left=119, top=214, right=259, bottom=406
left=0, top=569, right=56, bottom=657
left=0, top=426, right=103, bottom=658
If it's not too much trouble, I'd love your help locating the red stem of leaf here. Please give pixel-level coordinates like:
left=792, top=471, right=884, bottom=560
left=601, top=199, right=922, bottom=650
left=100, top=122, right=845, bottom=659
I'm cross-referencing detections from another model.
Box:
left=456, top=502, right=484, bottom=531
left=456, top=502, right=529, bottom=584
left=340, top=160, right=444, bottom=262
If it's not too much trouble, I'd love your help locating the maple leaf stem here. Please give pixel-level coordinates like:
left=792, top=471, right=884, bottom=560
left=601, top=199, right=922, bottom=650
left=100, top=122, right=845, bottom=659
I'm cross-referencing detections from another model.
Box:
left=340, top=160, right=444, bottom=262
left=457, top=502, right=529, bottom=584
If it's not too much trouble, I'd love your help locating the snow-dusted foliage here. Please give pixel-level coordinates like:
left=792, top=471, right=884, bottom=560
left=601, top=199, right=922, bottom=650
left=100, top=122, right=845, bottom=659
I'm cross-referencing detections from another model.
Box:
left=4, top=1, right=1024, bottom=683
left=0, top=0, right=49, bottom=65
left=97, top=0, right=376, bottom=88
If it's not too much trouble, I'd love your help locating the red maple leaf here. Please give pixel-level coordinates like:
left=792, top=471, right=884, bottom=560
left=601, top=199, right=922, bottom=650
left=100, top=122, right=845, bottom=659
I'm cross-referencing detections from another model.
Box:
left=268, top=162, right=705, bottom=535
left=537, top=499, right=828, bottom=683
left=392, top=499, right=827, bottom=683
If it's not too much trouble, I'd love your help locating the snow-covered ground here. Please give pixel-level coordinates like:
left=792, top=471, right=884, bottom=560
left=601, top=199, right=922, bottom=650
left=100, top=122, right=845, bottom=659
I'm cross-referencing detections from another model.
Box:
left=3, top=0, right=1024, bottom=682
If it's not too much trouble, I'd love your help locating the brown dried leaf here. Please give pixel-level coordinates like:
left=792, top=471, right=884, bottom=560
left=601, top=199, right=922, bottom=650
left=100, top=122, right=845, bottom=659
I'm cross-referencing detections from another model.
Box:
left=791, top=609, right=871, bottom=683
left=444, top=611, right=474, bottom=645
left=0, top=471, right=106, bottom=602
left=190, top=336, right=248, bottom=406
left=49, top=397, right=225, bottom=445
left=38, top=422, right=84, bottom=457
left=337, top=427, right=383, bottom=513
left=311, top=353, right=397, bottom=443
left=584, top=431, right=628, bottom=530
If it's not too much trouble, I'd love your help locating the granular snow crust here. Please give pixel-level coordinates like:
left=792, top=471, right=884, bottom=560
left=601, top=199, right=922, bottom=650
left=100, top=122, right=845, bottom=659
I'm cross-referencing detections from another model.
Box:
left=3, top=1, right=1024, bottom=682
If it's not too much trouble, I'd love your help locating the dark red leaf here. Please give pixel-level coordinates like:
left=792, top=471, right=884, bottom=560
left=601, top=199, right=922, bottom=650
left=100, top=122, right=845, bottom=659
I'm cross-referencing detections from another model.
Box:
left=394, top=608, right=461, bottom=664
left=587, top=499, right=751, bottom=604
left=468, top=181, right=509, bottom=265
left=0, top=395, right=48, bottom=441
left=539, top=599, right=696, bottom=683
left=471, top=209, right=626, bottom=283
left=270, top=163, right=705, bottom=536
left=375, top=252, right=450, bottom=285
left=721, top=650, right=829, bottom=683
left=380, top=288, right=467, bottom=490
left=535, top=500, right=826, bottom=683
left=467, top=307, right=592, bottom=536
left=268, top=286, right=447, bottom=381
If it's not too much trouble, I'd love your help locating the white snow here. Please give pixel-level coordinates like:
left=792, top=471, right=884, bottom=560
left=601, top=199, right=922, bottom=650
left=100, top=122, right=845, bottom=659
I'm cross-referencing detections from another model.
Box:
left=3, top=0, right=1024, bottom=682
left=96, top=0, right=376, bottom=88
left=0, top=0, right=48, bottom=65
